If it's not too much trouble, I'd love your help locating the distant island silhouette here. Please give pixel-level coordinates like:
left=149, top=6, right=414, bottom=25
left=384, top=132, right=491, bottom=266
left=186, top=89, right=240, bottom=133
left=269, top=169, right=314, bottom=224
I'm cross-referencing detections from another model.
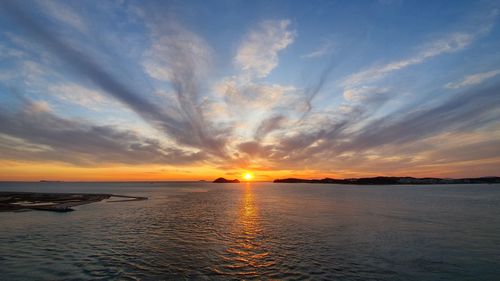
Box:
left=39, top=180, right=64, bottom=183
left=274, top=176, right=500, bottom=185
left=213, top=177, right=240, bottom=183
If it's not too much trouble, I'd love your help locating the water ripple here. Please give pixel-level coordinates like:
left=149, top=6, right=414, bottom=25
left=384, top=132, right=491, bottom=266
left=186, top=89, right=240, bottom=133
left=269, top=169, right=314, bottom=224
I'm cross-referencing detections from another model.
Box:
left=1, top=182, right=500, bottom=280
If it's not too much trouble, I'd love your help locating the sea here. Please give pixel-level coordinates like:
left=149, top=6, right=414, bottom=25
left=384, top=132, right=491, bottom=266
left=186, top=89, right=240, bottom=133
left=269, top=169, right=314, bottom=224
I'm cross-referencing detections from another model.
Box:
left=1, top=182, right=499, bottom=280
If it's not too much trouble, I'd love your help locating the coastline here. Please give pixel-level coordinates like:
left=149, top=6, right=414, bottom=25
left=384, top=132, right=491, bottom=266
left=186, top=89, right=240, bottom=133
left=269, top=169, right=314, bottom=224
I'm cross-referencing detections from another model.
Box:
left=0, top=191, right=147, bottom=212
left=274, top=176, right=500, bottom=185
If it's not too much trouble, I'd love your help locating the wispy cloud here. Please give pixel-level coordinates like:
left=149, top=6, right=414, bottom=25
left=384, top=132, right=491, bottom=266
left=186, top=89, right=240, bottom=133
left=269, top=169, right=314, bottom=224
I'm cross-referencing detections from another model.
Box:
left=2, top=1, right=227, bottom=158
left=343, top=86, right=389, bottom=101
left=302, top=40, right=334, bottom=59
left=213, top=77, right=300, bottom=144
left=235, top=19, right=295, bottom=79
left=445, top=69, right=500, bottom=89
left=344, top=32, right=475, bottom=88
left=37, top=0, right=88, bottom=33
left=210, top=19, right=300, bottom=147
left=254, top=115, right=287, bottom=141
left=250, top=83, right=500, bottom=174
left=48, top=83, right=117, bottom=108
left=142, top=20, right=229, bottom=156
left=344, top=9, right=497, bottom=94
left=0, top=100, right=205, bottom=165
left=143, top=25, right=212, bottom=83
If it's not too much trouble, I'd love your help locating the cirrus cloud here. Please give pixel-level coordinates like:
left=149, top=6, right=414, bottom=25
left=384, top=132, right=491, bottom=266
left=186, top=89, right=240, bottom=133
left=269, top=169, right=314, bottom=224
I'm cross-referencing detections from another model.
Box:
left=445, top=69, right=500, bottom=89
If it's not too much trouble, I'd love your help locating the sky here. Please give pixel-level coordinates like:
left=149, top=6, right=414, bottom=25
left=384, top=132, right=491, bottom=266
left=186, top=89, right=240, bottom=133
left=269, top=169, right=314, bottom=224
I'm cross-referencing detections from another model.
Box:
left=0, top=0, right=499, bottom=181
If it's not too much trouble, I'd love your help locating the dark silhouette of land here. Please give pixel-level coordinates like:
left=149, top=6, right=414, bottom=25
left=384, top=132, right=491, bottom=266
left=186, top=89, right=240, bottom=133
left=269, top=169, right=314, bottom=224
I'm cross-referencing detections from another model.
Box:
left=274, top=176, right=500, bottom=185
left=0, top=192, right=147, bottom=212
left=213, top=177, right=240, bottom=183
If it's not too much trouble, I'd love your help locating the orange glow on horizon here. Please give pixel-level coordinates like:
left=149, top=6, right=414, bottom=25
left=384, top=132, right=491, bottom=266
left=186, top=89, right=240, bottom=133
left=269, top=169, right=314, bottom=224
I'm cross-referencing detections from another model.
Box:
left=1, top=159, right=498, bottom=181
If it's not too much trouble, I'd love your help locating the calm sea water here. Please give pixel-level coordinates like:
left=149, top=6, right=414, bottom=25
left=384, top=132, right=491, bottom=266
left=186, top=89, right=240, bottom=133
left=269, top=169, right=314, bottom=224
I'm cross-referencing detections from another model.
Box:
left=0, top=182, right=499, bottom=280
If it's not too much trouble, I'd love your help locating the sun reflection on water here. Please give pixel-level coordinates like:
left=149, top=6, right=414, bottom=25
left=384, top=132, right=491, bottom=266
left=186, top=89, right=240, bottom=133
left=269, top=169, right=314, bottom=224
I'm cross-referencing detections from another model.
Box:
left=213, top=182, right=276, bottom=277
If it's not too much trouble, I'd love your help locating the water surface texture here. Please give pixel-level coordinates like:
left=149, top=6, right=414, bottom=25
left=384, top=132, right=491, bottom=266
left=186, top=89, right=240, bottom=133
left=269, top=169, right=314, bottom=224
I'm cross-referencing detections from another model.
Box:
left=1, top=182, right=499, bottom=280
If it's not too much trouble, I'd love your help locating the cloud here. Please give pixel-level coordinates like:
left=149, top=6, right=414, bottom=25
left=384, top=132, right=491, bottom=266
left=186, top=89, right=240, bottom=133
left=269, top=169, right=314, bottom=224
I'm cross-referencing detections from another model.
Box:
left=343, top=86, right=389, bottom=101
left=302, top=40, right=334, bottom=59
left=20, top=60, right=47, bottom=82
left=344, top=32, right=476, bottom=88
left=37, top=0, right=88, bottom=33
left=237, top=82, right=500, bottom=175
left=48, top=83, right=114, bottom=108
left=445, top=69, right=500, bottom=89
left=237, top=141, right=264, bottom=157
left=213, top=77, right=301, bottom=146
left=2, top=1, right=499, bottom=178
left=340, top=84, right=500, bottom=152
left=278, top=92, right=391, bottom=158
left=339, top=10, right=497, bottom=104
left=210, top=20, right=302, bottom=153
left=254, top=115, right=287, bottom=141
left=343, top=9, right=498, bottom=94
left=142, top=22, right=228, bottom=156
left=1, top=1, right=227, bottom=157
left=0, top=43, right=25, bottom=58
left=234, top=19, right=295, bottom=78
left=230, top=92, right=390, bottom=169
left=26, top=100, right=52, bottom=113
left=299, top=63, right=337, bottom=119
left=425, top=138, right=500, bottom=165
left=0, top=101, right=205, bottom=165
left=211, top=19, right=300, bottom=145
left=216, top=79, right=296, bottom=112
left=143, top=27, right=212, bottom=83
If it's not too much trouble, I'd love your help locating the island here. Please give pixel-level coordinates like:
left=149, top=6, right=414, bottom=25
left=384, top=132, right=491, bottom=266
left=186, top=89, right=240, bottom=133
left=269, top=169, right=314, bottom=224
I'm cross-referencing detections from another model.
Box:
left=274, top=176, right=500, bottom=185
left=0, top=192, right=147, bottom=212
left=39, top=180, right=64, bottom=183
left=213, top=177, right=240, bottom=183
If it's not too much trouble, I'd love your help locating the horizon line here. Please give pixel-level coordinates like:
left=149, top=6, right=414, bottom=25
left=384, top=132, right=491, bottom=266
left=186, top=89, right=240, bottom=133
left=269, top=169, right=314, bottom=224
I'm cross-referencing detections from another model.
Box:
left=1, top=175, right=499, bottom=183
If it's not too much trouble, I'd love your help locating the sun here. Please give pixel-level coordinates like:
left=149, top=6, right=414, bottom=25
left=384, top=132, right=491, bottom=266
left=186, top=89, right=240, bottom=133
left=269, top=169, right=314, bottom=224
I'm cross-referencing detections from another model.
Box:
left=243, top=172, right=253, bottom=181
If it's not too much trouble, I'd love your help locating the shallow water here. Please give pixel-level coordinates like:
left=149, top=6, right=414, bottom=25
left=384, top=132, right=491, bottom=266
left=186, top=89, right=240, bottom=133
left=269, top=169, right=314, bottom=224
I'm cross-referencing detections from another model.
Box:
left=1, top=182, right=499, bottom=280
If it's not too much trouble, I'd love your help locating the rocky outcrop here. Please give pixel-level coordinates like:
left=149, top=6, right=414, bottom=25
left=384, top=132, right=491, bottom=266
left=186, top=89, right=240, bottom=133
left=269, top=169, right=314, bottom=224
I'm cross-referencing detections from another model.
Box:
left=213, top=177, right=240, bottom=183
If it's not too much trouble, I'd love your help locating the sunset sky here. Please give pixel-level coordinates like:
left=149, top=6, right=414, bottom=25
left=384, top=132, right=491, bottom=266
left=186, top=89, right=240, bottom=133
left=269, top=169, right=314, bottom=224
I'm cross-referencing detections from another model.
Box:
left=0, top=0, right=499, bottom=181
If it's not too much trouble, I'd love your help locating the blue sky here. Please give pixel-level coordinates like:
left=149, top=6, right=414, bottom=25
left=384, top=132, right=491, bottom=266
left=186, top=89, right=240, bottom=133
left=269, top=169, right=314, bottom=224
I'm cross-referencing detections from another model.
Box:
left=0, top=0, right=499, bottom=180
